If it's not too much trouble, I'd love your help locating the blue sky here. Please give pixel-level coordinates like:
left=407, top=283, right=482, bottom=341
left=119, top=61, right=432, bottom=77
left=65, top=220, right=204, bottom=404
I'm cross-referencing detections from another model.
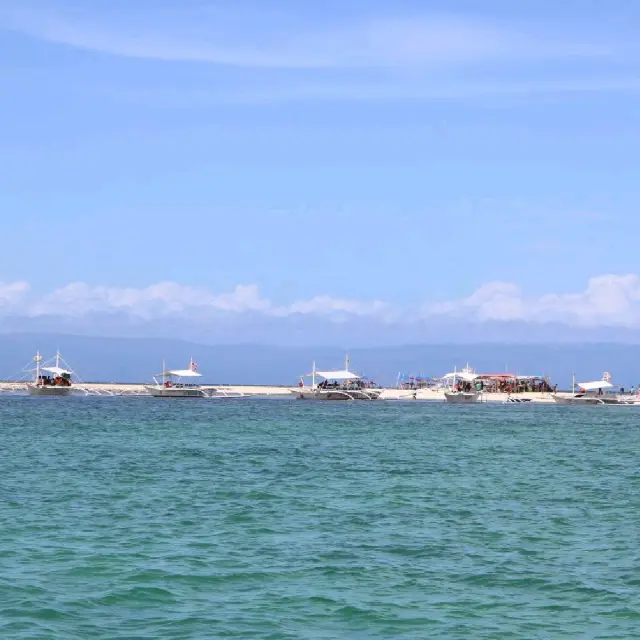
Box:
left=1, top=0, right=640, bottom=338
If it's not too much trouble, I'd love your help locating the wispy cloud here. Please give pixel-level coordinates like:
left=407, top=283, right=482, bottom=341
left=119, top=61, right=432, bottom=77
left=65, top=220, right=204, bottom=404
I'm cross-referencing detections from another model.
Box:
left=4, top=1, right=639, bottom=111
left=116, top=76, right=640, bottom=107
left=2, top=1, right=637, bottom=106
left=0, top=2, right=613, bottom=69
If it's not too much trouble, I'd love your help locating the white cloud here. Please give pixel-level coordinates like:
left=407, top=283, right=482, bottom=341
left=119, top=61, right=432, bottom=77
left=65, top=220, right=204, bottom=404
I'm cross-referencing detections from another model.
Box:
left=0, top=281, right=30, bottom=307
left=428, top=282, right=526, bottom=321
left=426, top=275, right=640, bottom=327
left=4, top=275, right=640, bottom=329
left=22, top=281, right=386, bottom=320
left=33, top=282, right=273, bottom=318
left=286, top=295, right=389, bottom=318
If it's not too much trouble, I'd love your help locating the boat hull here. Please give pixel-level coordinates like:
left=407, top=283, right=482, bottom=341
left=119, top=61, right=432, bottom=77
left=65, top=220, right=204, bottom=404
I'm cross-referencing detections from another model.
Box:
left=27, top=384, right=72, bottom=397
left=444, top=391, right=481, bottom=404
left=552, top=394, right=635, bottom=406
left=292, top=388, right=382, bottom=401
left=145, top=385, right=205, bottom=398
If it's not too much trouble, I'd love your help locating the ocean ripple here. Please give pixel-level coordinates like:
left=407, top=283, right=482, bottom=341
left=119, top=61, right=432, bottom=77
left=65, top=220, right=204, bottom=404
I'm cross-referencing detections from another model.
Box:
left=1, top=398, right=640, bottom=638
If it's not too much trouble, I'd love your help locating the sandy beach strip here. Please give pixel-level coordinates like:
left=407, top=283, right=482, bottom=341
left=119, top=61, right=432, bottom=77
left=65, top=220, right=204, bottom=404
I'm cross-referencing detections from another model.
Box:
left=0, top=380, right=561, bottom=402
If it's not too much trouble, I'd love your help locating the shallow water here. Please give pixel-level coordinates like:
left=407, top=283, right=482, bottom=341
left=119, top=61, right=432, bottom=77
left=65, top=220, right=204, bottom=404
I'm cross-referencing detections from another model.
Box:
left=1, top=397, right=639, bottom=638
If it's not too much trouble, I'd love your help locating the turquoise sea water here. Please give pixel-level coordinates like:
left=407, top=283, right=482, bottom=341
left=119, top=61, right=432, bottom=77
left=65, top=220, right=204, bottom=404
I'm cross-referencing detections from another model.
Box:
left=1, top=397, right=640, bottom=639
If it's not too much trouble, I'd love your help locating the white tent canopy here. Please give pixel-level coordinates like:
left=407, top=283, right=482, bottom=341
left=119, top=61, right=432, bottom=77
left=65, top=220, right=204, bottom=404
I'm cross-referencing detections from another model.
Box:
left=158, top=369, right=202, bottom=378
left=443, top=371, right=478, bottom=382
left=41, top=366, right=72, bottom=376
left=577, top=380, right=614, bottom=391
left=313, top=370, right=360, bottom=381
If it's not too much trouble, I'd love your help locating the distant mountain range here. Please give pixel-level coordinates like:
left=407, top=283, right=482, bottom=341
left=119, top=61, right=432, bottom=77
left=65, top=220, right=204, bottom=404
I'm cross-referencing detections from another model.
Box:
left=1, top=332, right=639, bottom=388
left=3, top=312, right=640, bottom=347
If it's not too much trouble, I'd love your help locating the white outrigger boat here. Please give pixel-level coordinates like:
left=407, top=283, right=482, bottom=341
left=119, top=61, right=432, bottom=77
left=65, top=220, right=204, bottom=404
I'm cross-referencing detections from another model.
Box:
left=443, top=364, right=483, bottom=404
left=26, top=351, right=75, bottom=396
left=552, top=372, right=636, bottom=406
left=145, top=359, right=206, bottom=398
left=292, top=356, right=383, bottom=401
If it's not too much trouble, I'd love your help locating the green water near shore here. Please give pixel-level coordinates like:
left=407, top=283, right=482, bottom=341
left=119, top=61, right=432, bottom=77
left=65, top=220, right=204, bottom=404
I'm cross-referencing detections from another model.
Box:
left=1, top=397, right=639, bottom=638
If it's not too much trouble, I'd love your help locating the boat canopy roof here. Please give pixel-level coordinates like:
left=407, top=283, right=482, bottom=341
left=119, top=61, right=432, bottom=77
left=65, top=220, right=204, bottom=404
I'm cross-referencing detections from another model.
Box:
left=41, top=366, right=72, bottom=376
left=578, top=380, right=614, bottom=391
left=443, top=371, right=478, bottom=381
left=477, top=373, right=517, bottom=379
left=314, top=369, right=360, bottom=381
left=476, top=373, right=544, bottom=380
left=159, top=369, right=202, bottom=378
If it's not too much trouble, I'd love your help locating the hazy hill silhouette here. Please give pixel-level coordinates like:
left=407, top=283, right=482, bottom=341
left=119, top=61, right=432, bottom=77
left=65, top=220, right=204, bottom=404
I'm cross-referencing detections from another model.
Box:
left=1, top=333, right=639, bottom=389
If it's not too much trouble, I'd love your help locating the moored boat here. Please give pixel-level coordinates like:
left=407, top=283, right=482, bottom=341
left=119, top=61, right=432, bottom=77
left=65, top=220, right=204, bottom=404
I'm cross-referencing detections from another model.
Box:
left=292, top=356, right=382, bottom=401
left=145, top=359, right=206, bottom=397
left=552, top=372, right=636, bottom=406
left=443, top=364, right=483, bottom=404
left=26, top=351, right=75, bottom=396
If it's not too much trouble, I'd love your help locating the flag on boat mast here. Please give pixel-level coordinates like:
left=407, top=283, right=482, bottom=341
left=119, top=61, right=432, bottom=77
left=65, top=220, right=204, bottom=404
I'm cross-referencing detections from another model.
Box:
left=189, top=358, right=198, bottom=372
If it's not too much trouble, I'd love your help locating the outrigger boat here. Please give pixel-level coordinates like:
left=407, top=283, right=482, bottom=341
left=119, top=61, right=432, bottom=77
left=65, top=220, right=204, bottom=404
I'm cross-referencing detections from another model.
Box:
left=26, top=350, right=75, bottom=396
left=145, top=359, right=206, bottom=398
left=552, top=372, right=636, bottom=406
left=443, top=364, right=482, bottom=404
left=292, top=356, right=383, bottom=401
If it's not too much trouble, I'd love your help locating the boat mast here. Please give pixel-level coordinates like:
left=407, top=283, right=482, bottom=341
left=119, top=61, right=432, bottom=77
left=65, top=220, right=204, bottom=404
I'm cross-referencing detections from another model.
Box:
left=345, top=353, right=350, bottom=372
left=312, top=360, right=316, bottom=389
left=162, top=359, right=165, bottom=387
left=572, top=372, right=575, bottom=394
left=35, top=350, right=41, bottom=383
